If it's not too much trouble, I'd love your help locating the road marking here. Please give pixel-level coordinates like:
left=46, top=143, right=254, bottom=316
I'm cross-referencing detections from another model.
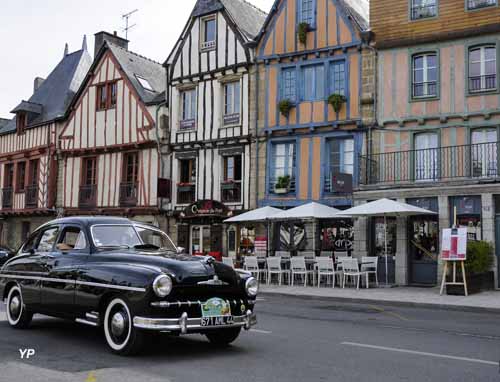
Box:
left=381, top=324, right=500, bottom=341
left=250, top=329, right=272, bottom=334
left=341, top=342, right=499, bottom=366
left=369, top=305, right=409, bottom=321
left=256, top=297, right=266, bottom=302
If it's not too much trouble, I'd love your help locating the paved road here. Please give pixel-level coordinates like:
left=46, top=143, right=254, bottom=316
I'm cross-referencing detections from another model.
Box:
left=0, top=295, right=499, bottom=382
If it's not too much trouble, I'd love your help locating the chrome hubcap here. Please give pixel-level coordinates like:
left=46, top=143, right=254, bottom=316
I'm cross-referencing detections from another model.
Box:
left=9, top=296, right=20, bottom=317
left=111, top=311, right=126, bottom=337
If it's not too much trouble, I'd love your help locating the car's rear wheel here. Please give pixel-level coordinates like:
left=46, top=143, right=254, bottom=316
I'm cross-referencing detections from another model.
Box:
left=205, top=327, right=241, bottom=346
left=6, top=285, right=33, bottom=329
left=103, top=297, right=144, bottom=355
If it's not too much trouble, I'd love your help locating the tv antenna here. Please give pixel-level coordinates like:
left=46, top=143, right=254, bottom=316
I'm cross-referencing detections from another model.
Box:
left=122, top=9, right=138, bottom=40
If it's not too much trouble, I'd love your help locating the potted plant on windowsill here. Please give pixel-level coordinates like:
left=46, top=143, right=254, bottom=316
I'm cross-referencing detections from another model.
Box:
left=328, top=93, right=346, bottom=113
left=297, top=22, right=310, bottom=46
left=274, top=175, right=291, bottom=195
left=446, top=240, right=495, bottom=295
left=278, top=99, right=294, bottom=118
left=177, top=182, right=194, bottom=192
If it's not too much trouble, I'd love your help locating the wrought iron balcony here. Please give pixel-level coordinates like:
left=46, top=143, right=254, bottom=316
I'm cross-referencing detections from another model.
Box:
left=412, top=81, right=437, bottom=98
left=25, top=185, right=38, bottom=208
left=469, top=74, right=496, bottom=93
left=359, top=141, right=500, bottom=186
left=119, top=182, right=138, bottom=207
left=79, top=184, right=97, bottom=208
left=177, top=183, right=196, bottom=204
left=221, top=180, right=242, bottom=203
left=1, top=187, right=13, bottom=209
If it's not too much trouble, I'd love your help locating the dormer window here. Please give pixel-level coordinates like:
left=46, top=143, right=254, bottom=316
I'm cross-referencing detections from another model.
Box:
left=201, top=16, right=216, bottom=51
left=96, top=82, right=118, bottom=111
left=16, top=113, right=27, bottom=135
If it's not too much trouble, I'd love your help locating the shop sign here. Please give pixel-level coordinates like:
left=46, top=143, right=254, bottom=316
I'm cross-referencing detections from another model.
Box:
left=332, top=173, right=353, bottom=194
left=441, top=228, right=467, bottom=261
left=181, top=200, right=231, bottom=219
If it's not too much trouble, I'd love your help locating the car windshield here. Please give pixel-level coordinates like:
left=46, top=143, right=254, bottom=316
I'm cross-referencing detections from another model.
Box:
left=91, top=224, right=176, bottom=252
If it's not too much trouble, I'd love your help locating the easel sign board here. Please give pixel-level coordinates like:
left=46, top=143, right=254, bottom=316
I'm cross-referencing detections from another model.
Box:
left=441, top=228, right=467, bottom=261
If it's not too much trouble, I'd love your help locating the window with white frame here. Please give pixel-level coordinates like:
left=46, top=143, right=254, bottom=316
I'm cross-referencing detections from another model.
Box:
left=326, top=138, right=354, bottom=193
left=302, top=64, right=325, bottom=101
left=201, top=16, right=216, bottom=51
left=471, top=128, right=498, bottom=177
left=180, top=89, right=197, bottom=130
left=410, top=0, right=437, bottom=20
left=282, top=68, right=297, bottom=102
left=469, top=45, right=497, bottom=92
left=223, top=81, right=240, bottom=126
left=467, top=0, right=497, bottom=10
left=271, top=142, right=296, bottom=194
left=414, top=133, right=439, bottom=181
left=299, top=0, right=315, bottom=25
left=330, top=61, right=346, bottom=96
left=412, top=53, right=437, bottom=98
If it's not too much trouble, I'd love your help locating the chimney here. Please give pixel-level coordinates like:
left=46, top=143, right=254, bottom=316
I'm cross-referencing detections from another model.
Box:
left=34, top=77, right=45, bottom=93
left=94, top=31, right=129, bottom=58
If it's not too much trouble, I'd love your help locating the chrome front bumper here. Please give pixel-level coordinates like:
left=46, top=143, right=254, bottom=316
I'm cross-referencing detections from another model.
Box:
left=133, top=310, right=257, bottom=333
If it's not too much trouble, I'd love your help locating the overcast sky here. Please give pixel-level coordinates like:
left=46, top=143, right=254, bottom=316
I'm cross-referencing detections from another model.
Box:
left=0, top=0, right=274, bottom=118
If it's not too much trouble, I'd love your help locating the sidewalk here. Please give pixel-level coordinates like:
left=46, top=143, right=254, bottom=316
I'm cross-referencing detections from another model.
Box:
left=260, top=284, right=500, bottom=313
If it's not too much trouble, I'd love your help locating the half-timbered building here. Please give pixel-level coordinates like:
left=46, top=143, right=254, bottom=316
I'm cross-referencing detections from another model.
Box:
left=254, top=0, right=374, bottom=256
left=0, top=41, right=91, bottom=248
left=357, top=0, right=500, bottom=287
left=58, top=32, right=169, bottom=227
left=164, top=0, right=267, bottom=257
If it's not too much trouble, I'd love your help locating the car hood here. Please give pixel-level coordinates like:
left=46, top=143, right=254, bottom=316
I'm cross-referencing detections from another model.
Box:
left=92, top=250, right=239, bottom=285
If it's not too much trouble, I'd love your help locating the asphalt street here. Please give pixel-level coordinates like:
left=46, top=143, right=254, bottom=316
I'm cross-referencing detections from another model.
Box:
left=0, top=295, right=499, bottom=382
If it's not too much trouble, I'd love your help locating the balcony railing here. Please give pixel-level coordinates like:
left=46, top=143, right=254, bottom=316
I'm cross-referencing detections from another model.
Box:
left=119, top=182, right=138, bottom=207
left=469, top=74, right=497, bottom=92
left=177, top=183, right=196, bottom=204
left=411, top=3, right=437, bottom=19
left=359, top=141, right=500, bottom=186
left=413, top=81, right=437, bottom=98
left=25, top=185, right=38, bottom=208
left=1, top=187, right=13, bottom=209
left=221, top=180, right=242, bottom=203
left=467, top=0, right=496, bottom=9
left=79, top=184, right=97, bottom=208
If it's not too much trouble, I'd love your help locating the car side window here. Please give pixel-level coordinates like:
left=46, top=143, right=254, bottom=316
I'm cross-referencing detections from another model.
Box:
left=56, top=226, right=87, bottom=252
left=36, top=227, right=59, bottom=253
left=22, top=232, right=39, bottom=253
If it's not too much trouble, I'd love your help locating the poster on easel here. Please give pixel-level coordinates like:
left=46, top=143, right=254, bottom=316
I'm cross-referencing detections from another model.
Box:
left=441, top=228, right=467, bottom=261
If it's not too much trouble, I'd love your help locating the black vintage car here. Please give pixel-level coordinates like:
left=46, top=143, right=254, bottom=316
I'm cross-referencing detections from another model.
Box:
left=0, top=245, right=14, bottom=267
left=0, top=217, right=258, bottom=355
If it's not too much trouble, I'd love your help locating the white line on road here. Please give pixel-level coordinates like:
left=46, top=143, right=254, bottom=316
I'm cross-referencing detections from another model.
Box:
left=341, top=342, right=499, bottom=367
left=250, top=329, right=272, bottom=334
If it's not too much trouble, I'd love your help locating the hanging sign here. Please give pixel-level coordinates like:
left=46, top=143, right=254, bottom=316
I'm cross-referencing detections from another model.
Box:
left=332, top=173, right=353, bottom=194
left=441, top=228, right=467, bottom=261
left=181, top=200, right=231, bottom=219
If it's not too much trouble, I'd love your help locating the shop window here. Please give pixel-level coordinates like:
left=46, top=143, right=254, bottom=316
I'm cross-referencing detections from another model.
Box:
left=223, top=82, right=241, bottom=126
left=320, top=221, right=354, bottom=253
left=330, top=60, right=346, bottom=96
left=414, top=133, right=439, bottom=181
left=468, top=45, right=497, bottom=93
left=372, top=217, right=397, bottom=257
left=410, top=0, right=437, bottom=20
left=16, top=161, right=27, bottom=192
left=201, top=16, right=216, bottom=51
left=412, top=53, right=438, bottom=98
left=281, top=68, right=297, bottom=102
left=180, top=89, right=197, bottom=130
left=450, top=196, right=482, bottom=241
left=302, top=64, right=325, bottom=101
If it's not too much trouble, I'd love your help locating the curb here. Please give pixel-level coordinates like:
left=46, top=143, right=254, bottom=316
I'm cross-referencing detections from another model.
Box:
left=260, top=291, right=500, bottom=314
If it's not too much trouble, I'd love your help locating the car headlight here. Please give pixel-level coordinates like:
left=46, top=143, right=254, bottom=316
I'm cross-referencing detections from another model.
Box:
left=152, top=274, right=173, bottom=297
left=245, top=277, right=259, bottom=297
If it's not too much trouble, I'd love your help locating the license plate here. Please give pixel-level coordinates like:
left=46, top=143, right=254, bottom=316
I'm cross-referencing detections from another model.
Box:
left=201, top=297, right=232, bottom=318
left=201, top=316, right=234, bottom=327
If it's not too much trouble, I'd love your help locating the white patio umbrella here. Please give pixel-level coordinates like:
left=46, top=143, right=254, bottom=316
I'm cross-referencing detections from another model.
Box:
left=270, top=202, right=342, bottom=254
left=224, top=206, right=283, bottom=256
left=337, top=198, right=436, bottom=285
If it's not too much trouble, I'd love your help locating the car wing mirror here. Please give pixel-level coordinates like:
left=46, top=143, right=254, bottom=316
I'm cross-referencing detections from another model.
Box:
left=177, top=247, right=185, bottom=254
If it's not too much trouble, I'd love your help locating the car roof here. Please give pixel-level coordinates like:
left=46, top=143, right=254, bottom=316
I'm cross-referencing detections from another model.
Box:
left=43, top=216, right=134, bottom=227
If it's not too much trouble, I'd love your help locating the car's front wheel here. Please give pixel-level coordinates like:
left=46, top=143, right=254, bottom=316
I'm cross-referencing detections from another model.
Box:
left=205, top=327, right=241, bottom=346
left=6, top=285, right=33, bottom=329
left=103, top=297, right=144, bottom=355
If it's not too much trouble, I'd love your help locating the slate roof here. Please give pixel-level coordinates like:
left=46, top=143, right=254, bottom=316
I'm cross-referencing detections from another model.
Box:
left=0, top=118, right=10, bottom=130
left=106, top=43, right=166, bottom=105
left=220, top=0, right=268, bottom=41
left=0, top=48, right=92, bottom=135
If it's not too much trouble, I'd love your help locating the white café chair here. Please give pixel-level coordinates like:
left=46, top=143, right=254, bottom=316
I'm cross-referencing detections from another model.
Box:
left=342, top=258, right=369, bottom=290
left=290, top=257, right=315, bottom=287
left=361, top=256, right=379, bottom=287
left=299, top=251, right=316, bottom=259
left=222, top=257, right=234, bottom=268
left=316, top=257, right=339, bottom=288
left=320, top=251, right=333, bottom=257
left=275, top=251, right=291, bottom=259
left=266, top=257, right=290, bottom=285
left=336, top=256, right=350, bottom=273
left=244, top=256, right=266, bottom=283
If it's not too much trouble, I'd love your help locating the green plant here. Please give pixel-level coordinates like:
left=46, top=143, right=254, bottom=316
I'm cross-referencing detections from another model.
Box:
left=464, top=241, right=494, bottom=275
left=278, top=99, right=294, bottom=118
left=275, top=175, right=291, bottom=189
left=328, top=93, right=346, bottom=113
left=298, top=22, right=309, bottom=45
